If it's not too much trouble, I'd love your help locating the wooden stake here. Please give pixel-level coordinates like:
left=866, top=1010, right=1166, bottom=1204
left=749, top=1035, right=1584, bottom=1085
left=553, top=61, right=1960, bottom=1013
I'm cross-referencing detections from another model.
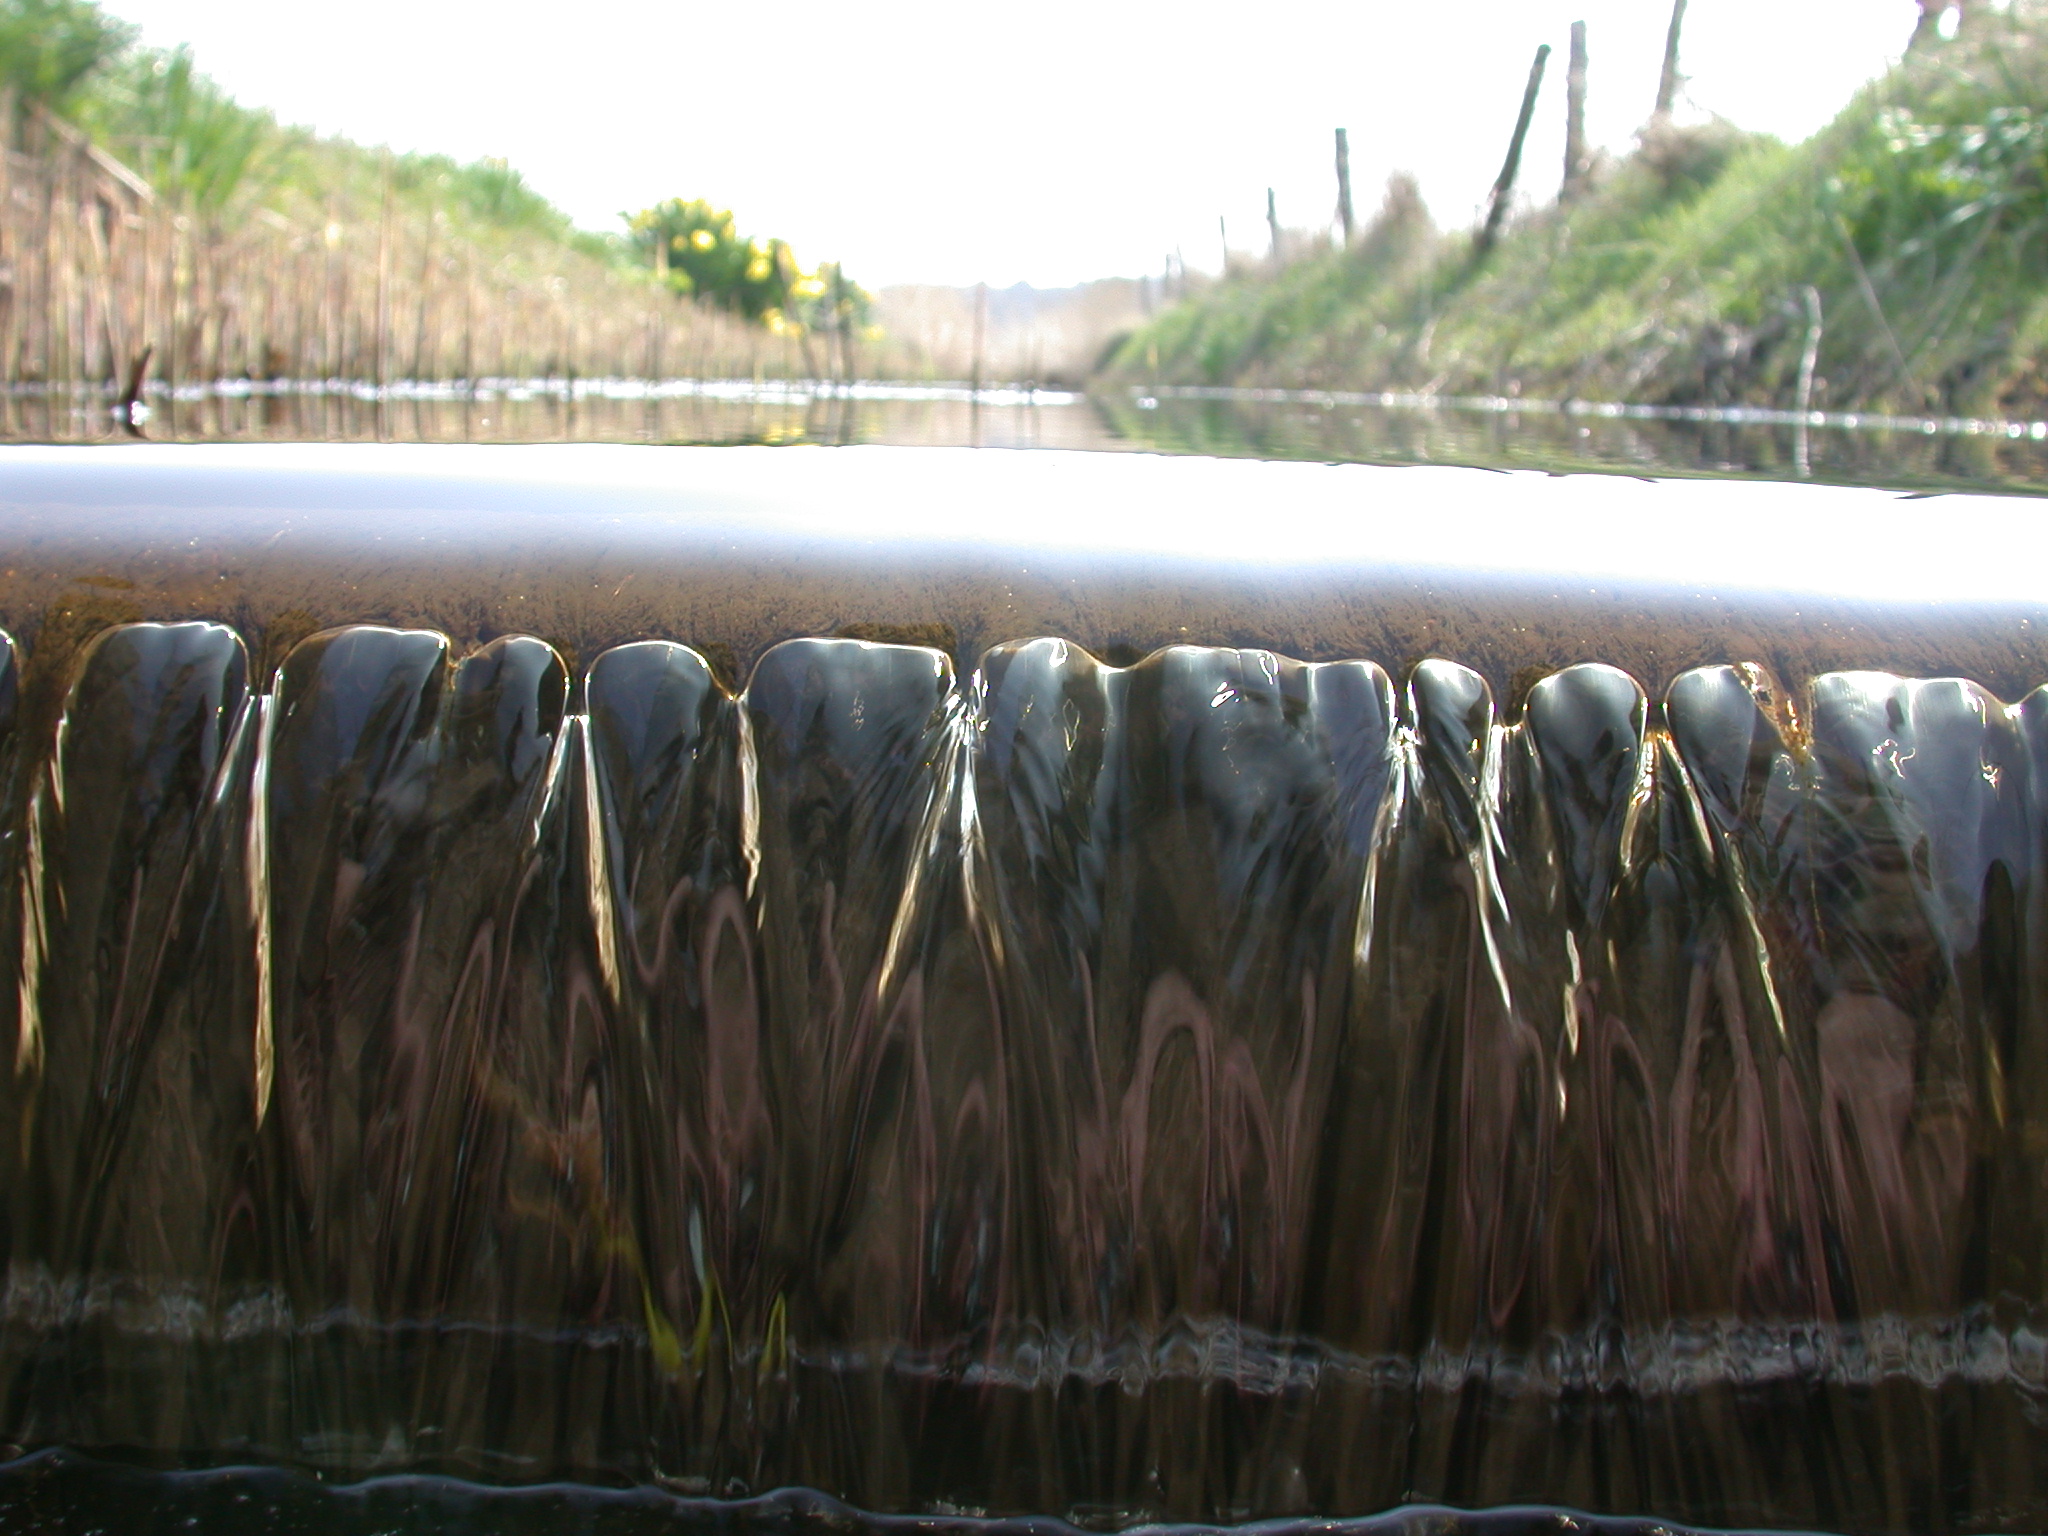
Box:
left=1563, top=21, right=1590, bottom=200
left=1794, top=284, right=1823, bottom=476
left=1266, top=187, right=1281, bottom=262
left=117, top=342, right=150, bottom=435
left=1654, top=0, right=1687, bottom=120
left=1476, top=43, right=1551, bottom=261
left=1335, top=128, right=1354, bottom=244
left=374, top=151, right=392, bottom=390
left=970, top=280, right=986, bottom=395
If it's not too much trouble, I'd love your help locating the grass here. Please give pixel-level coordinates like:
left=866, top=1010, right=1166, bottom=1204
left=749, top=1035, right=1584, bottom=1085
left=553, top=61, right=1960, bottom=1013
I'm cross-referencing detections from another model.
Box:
left=1106, top=10, right=2048, bottom=419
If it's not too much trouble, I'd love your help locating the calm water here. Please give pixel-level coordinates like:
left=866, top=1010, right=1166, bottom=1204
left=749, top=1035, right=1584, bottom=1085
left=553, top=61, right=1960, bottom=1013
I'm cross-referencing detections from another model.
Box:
left=7, top=376, right=2048, bottom=494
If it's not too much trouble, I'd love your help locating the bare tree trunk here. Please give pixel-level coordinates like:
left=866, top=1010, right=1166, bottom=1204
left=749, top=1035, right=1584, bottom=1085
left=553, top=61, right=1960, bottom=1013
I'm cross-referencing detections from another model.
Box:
left=1654, top=0, right=1688, bottom=119
left=1334, top=128, right=1355, bottom=244
left=1476, top=43, right=1551, bottom=261
left=1563, top=21, right=1590, bottom=200
left=1266, top=186, right=1281, bottom=263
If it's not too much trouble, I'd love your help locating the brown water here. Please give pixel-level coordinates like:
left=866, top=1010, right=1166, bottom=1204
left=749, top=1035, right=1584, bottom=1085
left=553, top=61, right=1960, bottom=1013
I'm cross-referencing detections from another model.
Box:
left=4, top=619, right=2046, bottom=1532
left=2, top=444, right=2046, bottom=1535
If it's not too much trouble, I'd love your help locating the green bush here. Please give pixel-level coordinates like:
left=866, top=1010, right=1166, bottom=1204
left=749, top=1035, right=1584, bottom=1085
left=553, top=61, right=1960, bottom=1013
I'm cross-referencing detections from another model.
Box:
left=627, top=197, right=869, bottom=335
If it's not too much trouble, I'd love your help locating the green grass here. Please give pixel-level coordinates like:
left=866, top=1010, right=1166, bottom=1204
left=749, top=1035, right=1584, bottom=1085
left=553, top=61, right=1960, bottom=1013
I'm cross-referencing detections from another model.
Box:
left=1107, top=14, right=2048, bottom=418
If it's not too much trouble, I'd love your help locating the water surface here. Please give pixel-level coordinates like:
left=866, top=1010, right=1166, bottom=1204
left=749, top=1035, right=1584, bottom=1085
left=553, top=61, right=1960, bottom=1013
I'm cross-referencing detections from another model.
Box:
left=2, top=434, right=2045, bottom=1536
left=6, top=377, right=2048, bottom=495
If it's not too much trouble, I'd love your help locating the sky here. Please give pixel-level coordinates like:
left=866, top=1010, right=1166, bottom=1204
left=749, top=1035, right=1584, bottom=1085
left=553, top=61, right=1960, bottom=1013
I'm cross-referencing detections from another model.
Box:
left=99, top=0, right=1926, bottom=289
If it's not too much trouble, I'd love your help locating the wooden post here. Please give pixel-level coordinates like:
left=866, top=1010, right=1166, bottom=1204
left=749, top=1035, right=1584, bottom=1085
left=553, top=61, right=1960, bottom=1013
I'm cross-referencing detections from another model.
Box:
left=1654, top=0, right=1687, bottom=119
left=1563, top=21, right=1590, bottom=200
left=970, top=280, right=986, bottom=396
left=1795, top=285, right=1823, bottom=416
left=374, top=152, right=392, bottom=388
left=1218, top=215, right=1228, bottom=275
left=1266, top=187, right=1281, bottom=262
left=1794, top=284, right=1823, bottom=476
left=1335, top=128, right=1355, bottom=244
left=462, top=244, right=476, bottom=388
left=1476, top=43, right=1551, bottom=260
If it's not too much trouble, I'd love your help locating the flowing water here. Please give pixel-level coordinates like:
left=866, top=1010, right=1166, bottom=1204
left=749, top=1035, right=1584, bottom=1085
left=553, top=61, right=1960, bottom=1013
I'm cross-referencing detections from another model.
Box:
left=3, top=602, right=2047, bottom=1533
left=1, top=425, right=2046, bottom=1534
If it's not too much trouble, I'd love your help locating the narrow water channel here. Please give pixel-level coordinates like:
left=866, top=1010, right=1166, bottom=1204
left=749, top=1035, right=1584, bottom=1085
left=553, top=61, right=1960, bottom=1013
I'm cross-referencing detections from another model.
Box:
left=4, top=378, right=2046, bottom=496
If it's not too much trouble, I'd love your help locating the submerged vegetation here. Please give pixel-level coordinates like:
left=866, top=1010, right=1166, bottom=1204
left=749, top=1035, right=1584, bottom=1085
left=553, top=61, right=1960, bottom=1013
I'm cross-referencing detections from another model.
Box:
left=1109, top=5, right=2048, bottom=418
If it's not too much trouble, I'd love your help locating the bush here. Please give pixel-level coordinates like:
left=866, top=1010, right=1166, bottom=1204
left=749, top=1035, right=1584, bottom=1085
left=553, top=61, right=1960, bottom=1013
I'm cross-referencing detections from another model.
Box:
left=626, top=197, right=868, bottom=334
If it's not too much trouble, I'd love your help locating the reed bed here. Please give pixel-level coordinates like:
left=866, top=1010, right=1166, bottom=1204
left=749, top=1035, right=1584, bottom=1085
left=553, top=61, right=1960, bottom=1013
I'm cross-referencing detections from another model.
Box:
left=0, top=110, right=793, bottom=395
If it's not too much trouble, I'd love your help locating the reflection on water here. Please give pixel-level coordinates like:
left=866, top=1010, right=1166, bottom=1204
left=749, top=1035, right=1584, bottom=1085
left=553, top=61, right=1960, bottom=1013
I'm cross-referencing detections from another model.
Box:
left=5, top=617, right=2048, bottom=1533
left=0, top=377, right=1126, bottom=454
left=4, top=376, right=2048, bottom=491
left=1098, top=385, right=2048, bottom=494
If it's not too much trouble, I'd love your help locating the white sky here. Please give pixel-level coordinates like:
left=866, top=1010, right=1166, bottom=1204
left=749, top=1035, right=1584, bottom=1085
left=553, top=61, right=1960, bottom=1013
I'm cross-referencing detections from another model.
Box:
left=99, top=0, right=1924, bottom=288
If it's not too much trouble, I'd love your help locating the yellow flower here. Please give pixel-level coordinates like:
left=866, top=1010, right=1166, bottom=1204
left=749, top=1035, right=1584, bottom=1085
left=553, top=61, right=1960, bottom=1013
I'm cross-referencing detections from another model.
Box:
left=793, top=275, right=825, bottom=298
left=746, top=256, right=772, bottom=282
left=691, top=228, right=716, bottom=250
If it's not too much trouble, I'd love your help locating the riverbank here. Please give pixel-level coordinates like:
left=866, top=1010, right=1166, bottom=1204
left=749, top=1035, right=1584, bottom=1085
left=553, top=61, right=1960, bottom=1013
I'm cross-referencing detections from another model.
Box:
left=1104, top=13, right=2048, bottom=419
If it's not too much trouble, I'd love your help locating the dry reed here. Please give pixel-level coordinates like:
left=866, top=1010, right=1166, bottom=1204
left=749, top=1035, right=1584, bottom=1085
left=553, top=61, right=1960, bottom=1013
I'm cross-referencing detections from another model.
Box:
left=0, top=106, right=792, bottom=397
